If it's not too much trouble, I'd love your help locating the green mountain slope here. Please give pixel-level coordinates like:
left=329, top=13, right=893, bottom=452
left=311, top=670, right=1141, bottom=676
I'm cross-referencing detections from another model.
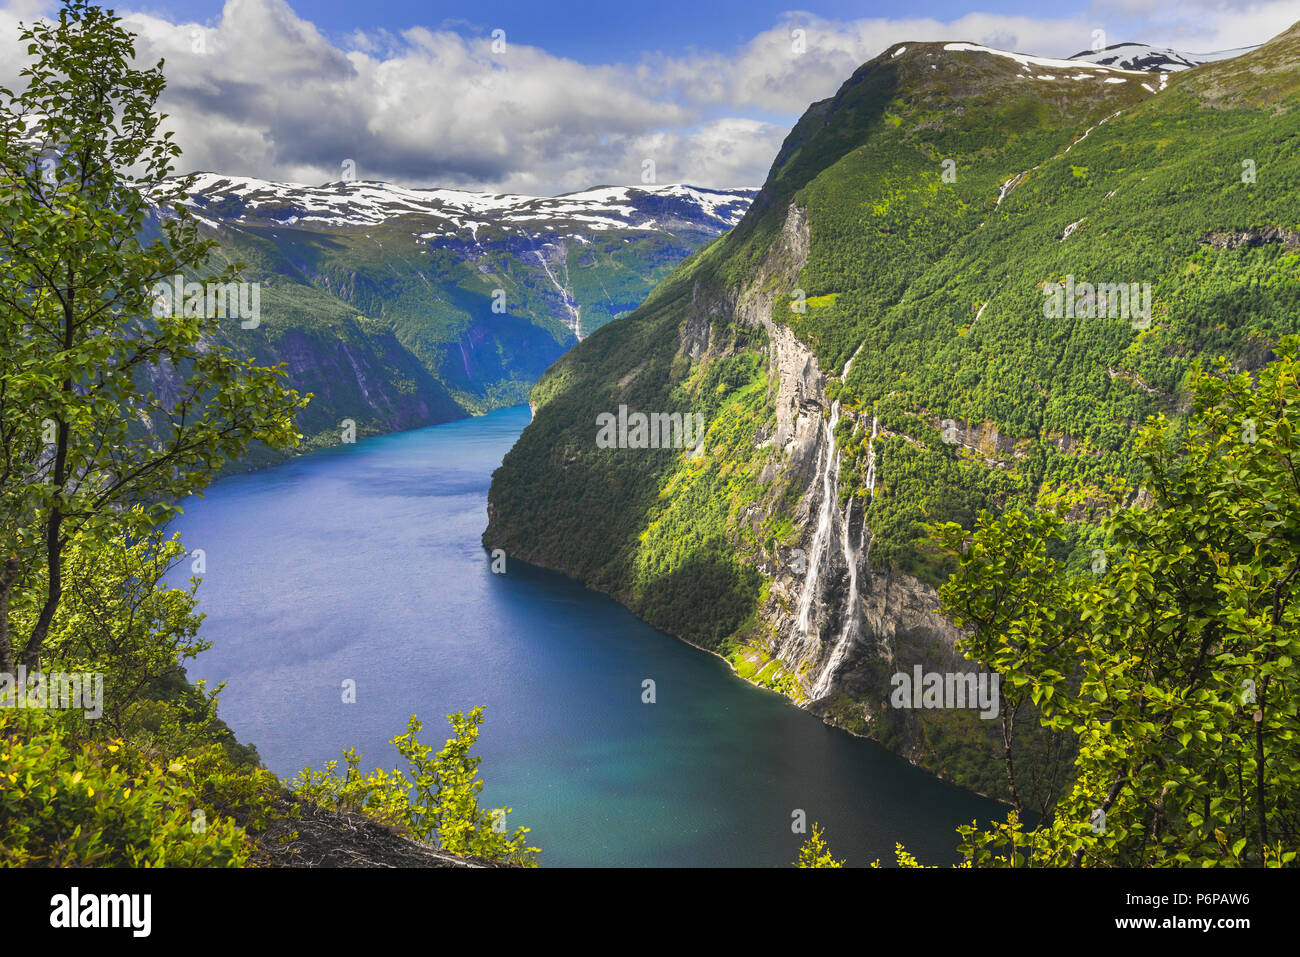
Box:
left=484, top=24, right=1300, bottom=805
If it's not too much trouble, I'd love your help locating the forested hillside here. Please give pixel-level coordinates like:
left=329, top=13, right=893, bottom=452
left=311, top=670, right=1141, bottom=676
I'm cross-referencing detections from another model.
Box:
left=485, top=24, right=1300, bottom=806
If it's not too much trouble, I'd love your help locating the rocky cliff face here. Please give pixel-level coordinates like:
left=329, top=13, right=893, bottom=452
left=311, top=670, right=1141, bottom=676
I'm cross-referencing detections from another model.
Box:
left=674, top=202, right=979, bottom=769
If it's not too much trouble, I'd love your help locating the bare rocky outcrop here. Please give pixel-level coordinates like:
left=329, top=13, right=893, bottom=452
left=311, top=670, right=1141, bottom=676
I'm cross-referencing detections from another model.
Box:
left=1200, top=227, right=1300, bottom=249
left=689, top=203, right=826, bottom=481
left=245, top=793, right=512, bottom=868
left=933, top=414, right=1025, bottom=462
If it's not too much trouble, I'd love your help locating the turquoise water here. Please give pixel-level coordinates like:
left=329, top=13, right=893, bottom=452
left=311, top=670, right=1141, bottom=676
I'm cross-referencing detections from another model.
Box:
left=170, top=404, right=1003, bottom=866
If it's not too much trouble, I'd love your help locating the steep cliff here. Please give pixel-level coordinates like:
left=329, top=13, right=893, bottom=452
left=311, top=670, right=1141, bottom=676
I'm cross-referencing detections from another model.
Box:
left=484, top=26, right=1300, bottom=804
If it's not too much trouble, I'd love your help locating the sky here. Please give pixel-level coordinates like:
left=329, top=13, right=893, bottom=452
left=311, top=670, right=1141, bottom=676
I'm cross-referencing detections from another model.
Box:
left=1, top=0, right=1296, bottom=195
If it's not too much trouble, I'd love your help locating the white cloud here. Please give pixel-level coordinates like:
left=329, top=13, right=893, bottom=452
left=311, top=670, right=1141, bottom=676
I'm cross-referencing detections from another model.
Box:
left=0, top=0, right=1292, bottom=194
left=639, top=14, right=1102, bottom=114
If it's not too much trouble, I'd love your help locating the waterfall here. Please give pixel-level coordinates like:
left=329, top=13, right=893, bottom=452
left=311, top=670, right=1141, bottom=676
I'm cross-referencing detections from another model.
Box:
left=811, top=495, right=859, bottom=698
left=795, top=402, right=840, bottom=639
left=810, top=416, right=879, bottom=699
left=842, top=341, right=865, bottom=380
left=864, top=416, right=878, bottom=498
left=863, top=416, right=878, bottom=566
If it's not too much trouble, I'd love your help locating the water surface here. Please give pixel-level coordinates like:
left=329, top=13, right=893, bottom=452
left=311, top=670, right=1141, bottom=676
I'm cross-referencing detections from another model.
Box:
left=171, top=405, right=1003, bottom=866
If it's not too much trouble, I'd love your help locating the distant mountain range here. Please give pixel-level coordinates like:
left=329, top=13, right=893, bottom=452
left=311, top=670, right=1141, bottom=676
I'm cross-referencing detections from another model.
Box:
left=185, top=174, right=754, bottom=239
left=169, top=175, right=755, bottom=463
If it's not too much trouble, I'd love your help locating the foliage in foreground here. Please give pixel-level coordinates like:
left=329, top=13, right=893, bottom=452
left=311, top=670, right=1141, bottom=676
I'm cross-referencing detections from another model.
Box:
left=792, top=822, right=844, bottom=867
left=0, top=2, right=533, bottom=870
left=0, top=0, right=305, bottom=681
left=798, top=344, right=1300, bottom=867
left=293, top=708, right=539, bottom=866
left=0, top=709, right=259, bottom=867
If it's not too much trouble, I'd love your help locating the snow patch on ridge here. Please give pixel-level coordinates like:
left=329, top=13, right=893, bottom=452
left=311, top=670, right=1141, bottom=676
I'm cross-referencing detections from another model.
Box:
left=942, top=42, right=1147, bottom=76
left=1068, top=42, right=1258, bottom=73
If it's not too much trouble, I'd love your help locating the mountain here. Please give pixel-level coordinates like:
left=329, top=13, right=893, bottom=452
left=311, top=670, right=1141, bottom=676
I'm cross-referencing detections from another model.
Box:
left=185, top=175, right=752, bottom=243
left=1068, top=41, right=1259, bottom=73
left=483, top=23, right=1300, bottom=805
left=168, top=175, right=755, bottom=463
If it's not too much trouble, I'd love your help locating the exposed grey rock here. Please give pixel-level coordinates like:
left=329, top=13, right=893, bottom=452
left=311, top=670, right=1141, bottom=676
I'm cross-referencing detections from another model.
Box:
left=1200, top=227, right=1300, bottom=249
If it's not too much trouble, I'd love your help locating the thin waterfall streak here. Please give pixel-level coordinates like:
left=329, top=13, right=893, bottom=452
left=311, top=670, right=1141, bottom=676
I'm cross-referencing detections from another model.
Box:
left=864, top=416, right=878, bottom=498
left=813, top=488, right=860, bottom=698
left=795, top=403, right=840, bottom=640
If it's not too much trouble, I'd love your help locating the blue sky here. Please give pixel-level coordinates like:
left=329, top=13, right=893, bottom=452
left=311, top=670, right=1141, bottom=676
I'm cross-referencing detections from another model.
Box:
left=1, top=0, right=1293, bottom=193
left=132, top=0, right=1063, bottom=62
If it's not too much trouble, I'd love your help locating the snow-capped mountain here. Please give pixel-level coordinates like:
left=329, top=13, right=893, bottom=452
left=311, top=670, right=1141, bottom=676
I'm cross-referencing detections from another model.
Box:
left=1068, top=42, right=1258, bottom=73
left=174, top=173, right=755, bottom=455
left=184, top=173, right=757, bottom=239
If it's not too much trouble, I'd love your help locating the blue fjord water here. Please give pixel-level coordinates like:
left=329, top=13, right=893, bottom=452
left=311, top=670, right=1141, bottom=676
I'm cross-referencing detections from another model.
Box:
left=169, top=404, right=1003, bottom=866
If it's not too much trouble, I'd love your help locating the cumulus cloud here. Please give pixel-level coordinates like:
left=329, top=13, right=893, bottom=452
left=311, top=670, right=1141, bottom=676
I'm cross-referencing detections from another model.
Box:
left=639, top=13, right=1098, bottom=115
left=1089, top=0, right=1300, bottom=51
left=0, top=0, right=1293, bottom=195
left=123, top=0, right=722, bottom=193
